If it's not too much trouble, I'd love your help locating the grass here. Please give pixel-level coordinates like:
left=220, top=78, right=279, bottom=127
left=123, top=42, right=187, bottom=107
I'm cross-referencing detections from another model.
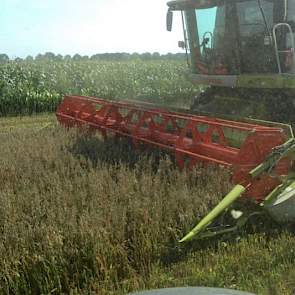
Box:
left=0, top=113, right=55, bottom=134
left=0, top=114, right=295, bottom=294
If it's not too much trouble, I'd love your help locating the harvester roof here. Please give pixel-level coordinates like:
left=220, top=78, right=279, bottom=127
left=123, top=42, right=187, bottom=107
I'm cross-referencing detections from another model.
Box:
left=167, top=0, right=219, bottom=10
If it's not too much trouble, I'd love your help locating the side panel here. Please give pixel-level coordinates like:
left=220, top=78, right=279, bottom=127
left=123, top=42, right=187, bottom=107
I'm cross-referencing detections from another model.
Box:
left=187, top=72, right=295, bottom=88
left=186, top=72, right=237, bottom=87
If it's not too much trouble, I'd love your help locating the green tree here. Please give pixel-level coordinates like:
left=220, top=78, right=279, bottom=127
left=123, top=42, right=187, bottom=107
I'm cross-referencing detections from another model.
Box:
left=81, top=55, right=89, bottom=61
left=44, top=52, right=56, bottom=60
left=25, top=55, right=34, bottom=61
left=90, top=54, right=100, bottom=60
left=131, top=52, right=140, bottom=60
left=73, top=54, right=82, bottom=61
left=0, top=54, right=9, bottom=63
left=14, top=57, right=23, bottom=62
left=35, top=54, right=44, bottom=61
left=152, top=52, right=161, bottom=59
left=56, top=54, right=63, bottom=61
left=141, top=52, right=152, bottom=60
left=63, top=55, right=71, bottom=61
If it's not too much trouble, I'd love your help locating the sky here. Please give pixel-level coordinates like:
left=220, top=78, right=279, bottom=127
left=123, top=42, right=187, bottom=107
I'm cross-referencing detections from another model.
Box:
left=0, top=0, right=184, bottom=58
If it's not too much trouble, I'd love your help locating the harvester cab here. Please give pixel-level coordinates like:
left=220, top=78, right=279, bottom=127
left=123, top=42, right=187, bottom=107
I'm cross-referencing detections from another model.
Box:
left=167, top=0, right=295, bottom=120
left=167, top=0, right=295, bottom=85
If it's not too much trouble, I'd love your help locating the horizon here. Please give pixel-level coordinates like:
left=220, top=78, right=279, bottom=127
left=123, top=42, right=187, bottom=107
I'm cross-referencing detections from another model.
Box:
left=2, top=51, right=186, bottom=60
left=1, top=0, right=184, bottom=59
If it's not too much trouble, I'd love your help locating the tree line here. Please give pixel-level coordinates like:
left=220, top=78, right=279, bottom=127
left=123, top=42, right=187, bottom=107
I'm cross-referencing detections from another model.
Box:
left=0, top=52, right=186, bottom=62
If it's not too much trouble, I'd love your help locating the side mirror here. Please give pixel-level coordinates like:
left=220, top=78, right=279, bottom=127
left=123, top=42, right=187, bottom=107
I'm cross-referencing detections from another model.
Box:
left=166, top=10, right=173, bottom=31
left=178, top=41, right=185, bottom=49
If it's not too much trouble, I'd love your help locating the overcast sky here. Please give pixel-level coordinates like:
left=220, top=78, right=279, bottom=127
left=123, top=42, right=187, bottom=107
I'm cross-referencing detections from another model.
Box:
left=0, top=0, right=184, bottom=58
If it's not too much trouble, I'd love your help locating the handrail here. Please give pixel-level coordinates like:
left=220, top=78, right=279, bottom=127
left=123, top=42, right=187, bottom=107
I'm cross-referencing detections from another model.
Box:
left=273, top=23, right=295, bottom=74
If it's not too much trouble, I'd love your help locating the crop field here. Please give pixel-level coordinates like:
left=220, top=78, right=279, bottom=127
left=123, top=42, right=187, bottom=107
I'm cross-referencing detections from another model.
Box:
left=1, top=60, right=295, bottom=294
left=0, top=59, right=197, bottom=116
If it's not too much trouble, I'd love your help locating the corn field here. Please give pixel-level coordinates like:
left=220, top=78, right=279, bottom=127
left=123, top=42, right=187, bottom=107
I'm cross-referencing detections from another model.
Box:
left=0, top=60, right=198, bottom=116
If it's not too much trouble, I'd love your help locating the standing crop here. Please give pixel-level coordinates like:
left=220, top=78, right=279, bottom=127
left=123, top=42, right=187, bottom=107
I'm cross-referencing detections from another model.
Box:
left=0, top=59, right=199, bottom=116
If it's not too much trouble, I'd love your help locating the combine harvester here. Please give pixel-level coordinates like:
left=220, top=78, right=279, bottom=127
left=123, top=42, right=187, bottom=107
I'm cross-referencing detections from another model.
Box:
left=57, top=0, right=295, bottom=242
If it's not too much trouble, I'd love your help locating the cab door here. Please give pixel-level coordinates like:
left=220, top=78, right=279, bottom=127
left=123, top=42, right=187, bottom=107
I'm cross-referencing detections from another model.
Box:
left=236, top=0, right=277, bottom=73
left=185, top=5, right=229, bottom=75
